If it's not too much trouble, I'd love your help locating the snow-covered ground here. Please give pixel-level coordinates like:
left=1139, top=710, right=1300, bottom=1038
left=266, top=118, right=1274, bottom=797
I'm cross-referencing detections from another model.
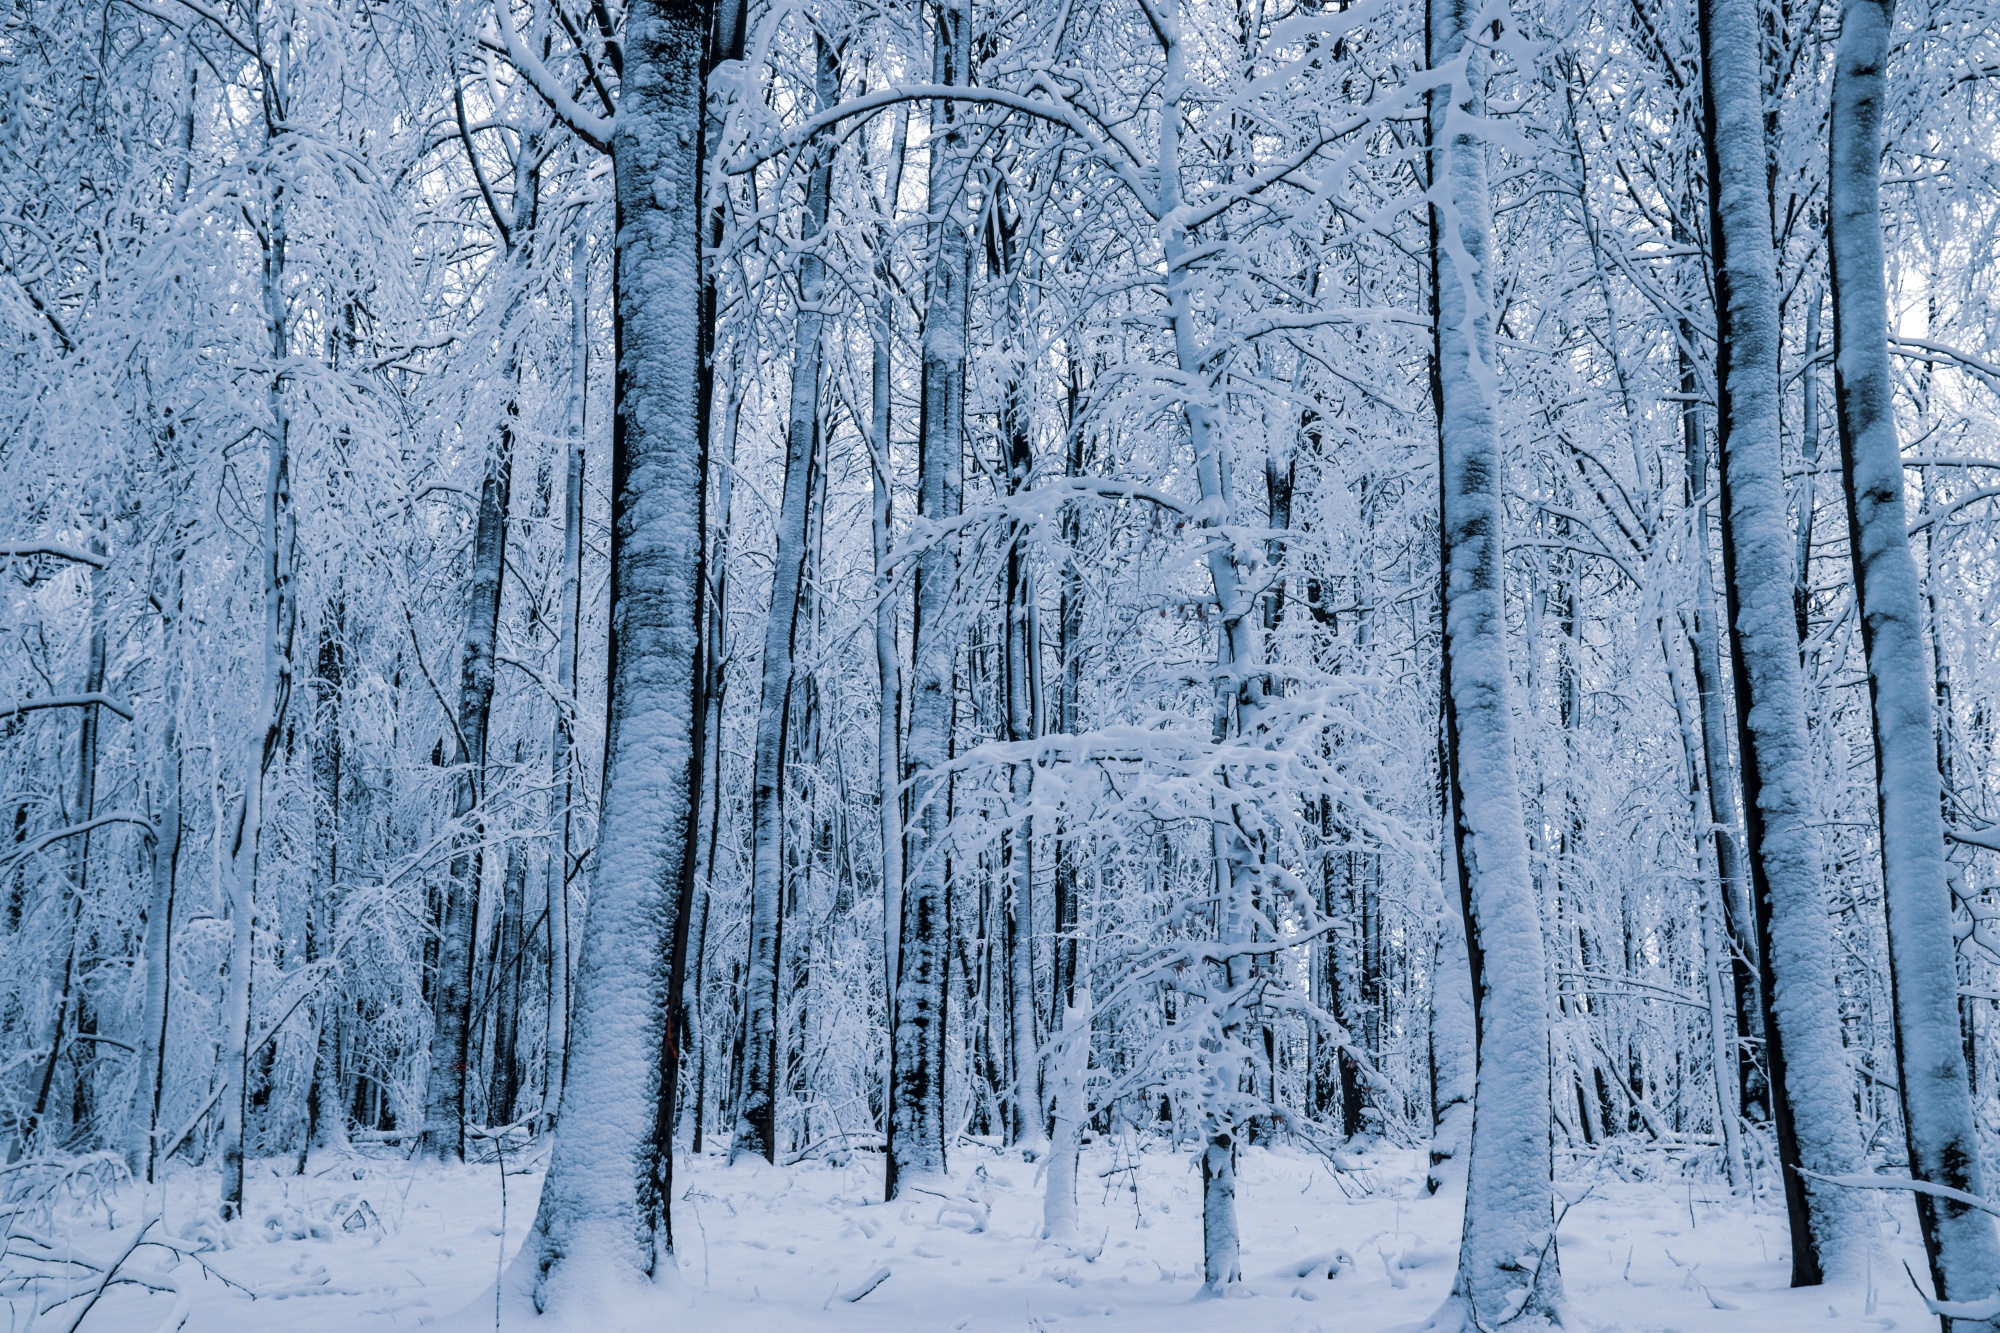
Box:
left=5, top=1140, right=1935, bottom=1330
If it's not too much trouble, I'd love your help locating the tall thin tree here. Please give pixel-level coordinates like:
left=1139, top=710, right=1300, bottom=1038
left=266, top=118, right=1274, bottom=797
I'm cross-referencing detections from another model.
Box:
left=1828, top=0, right=2000, bottom=1316
left=1699, top=0, right=1873, bottom=1282
left=1428, top=0, right=1563, bottom=1319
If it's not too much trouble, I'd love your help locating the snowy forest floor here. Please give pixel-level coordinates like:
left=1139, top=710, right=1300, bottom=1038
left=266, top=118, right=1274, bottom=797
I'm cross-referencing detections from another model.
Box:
left=6, top=1140, right=1939, bottom=1331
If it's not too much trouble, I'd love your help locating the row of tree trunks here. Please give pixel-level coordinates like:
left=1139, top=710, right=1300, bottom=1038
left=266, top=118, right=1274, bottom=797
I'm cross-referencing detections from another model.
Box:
left=500, top=0, right=1997, bottom=1321
left=421, top=119, right=544, bottom=1162
left=732, top=32, right=839, bottom=1166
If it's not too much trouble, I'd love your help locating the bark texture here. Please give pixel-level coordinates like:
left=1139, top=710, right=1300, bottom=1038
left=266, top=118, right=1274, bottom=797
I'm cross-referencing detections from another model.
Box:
left=889, top=0, right=970, bottom=1200
left=1829, top=0, right=2000, bottom=1316
left=1428, top=0, right=1562, bottom=1320
left=508, top=0, right=710, bottom=1309
left=1700, top=0, right=1873, bottom=1283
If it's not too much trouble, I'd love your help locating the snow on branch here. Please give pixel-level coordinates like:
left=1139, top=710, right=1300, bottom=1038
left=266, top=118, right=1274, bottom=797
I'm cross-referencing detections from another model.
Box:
left=1, top=813, right=158, bottom=870
left=487, top=0, right=614, bottom=154
left=0, top=543, right=107, bottom=568
left=0, top=694, right=135, bottom=722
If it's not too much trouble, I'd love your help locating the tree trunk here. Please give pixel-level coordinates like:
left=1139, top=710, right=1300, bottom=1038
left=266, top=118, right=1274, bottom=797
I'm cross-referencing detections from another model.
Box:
left=889, top=0, right=970, bottom=1200
left=1829, top=1, right=2000, bottom=1315
left=423, top=128, right=541, bottom=1159
left=734, top=33, right=838, bottom=1166
left=1659, top=616, right=1747, bottom=1188
left=687, top=363, right=740, bottom=1154
left=302, top=599, right=345, bottom=1163
left=1428, top=0, right=1562, bottom=1318
left=545, top=229, right=589, bottom=1131
left=1680, top=339, right=1768, bottom=1124
left=422, top=394, right=512, bottom=1161
left=1700, top=0, right=1873, bottom=1282
left=489, top=836, right=528, bottom=1125
left=1795, top=292, right=1821, bottom=647
left=1050, top=352, right=1084, bottom=1085
left=995, top=191, right=1044, bottom=1157
left=127, top=556, right=181, bottom=1180
left=221, top=157, right=297, bottom=1217
left=507, top=0, right=711, bottom=1309
left=27, top=541, right=107, bottom=1157
left=870, top=105, right=910, bottom=1133
left=1149, top=2, right=1271, bottom=1287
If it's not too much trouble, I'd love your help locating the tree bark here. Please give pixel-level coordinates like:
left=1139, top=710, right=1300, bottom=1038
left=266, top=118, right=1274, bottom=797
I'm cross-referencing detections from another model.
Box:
left=423, top=123, right=541, bottom=1160
left=734, top=33, right=838, bottom=1165
left=508, top=0, right=710, bottom=1308
left=889, top=0, right=970, bottom=1200
left=489, top=835, right=528, bottom=1125
left=1829, top=0, right=2000, bottom=1315
left=1148, top=1, right=1272, bottom=1286
left=869, top=105, right=910, bottom=1133
left=993, top=188, right=1045, bottom=1157
left=1428, top=0, right=1562, bottom=1318
left=127, top=553, right=181, bottom=1180
left=302, top=598, right=345, bottom=1162
left=1700, top=0, right=1873, bottom=1282
left=1680, top=341, right=1768, bottom=1124
left=221, top=151, right=297, bottom=1216
left=1659, top=616, right=1747, bottom=1188
left=544, top=230, right=589, bottom=1131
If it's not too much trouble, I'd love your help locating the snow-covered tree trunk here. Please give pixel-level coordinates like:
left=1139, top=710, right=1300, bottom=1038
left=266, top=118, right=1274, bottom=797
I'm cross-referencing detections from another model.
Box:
left=303, top=601, right=345, bottom=1158
left=1043, top=853, right=1089, bottom=1242
left=507, top=0, right=710, bottom=1310
left=1659, top=617, right=1747, bottom=1188
left=869, top=104, right=910, bottom=1124
left=1041, top=995, right=1090, bottom=1242
left=1679, top=346, right=1766, bottom=1124
left=889, top=0, right=970, bottom=1200
left=1426, top=905, right=1475, bottom=1198
left=1052, top=355, right=1083, bottom=1039
left=1041, top=401, right=1088, bottom=1226
left=424, top=126, right=540, bottom=1159
left=1829, top=0, right=2000, bottom=1313
left=221, top=149, right=297, bottom=1217
left=126, top=555, right=181, bottom=1180
left=1699, top=0, right=1873, bottom=1283
left=686, top=370, right=737, bottom=1154
left=29, top=541, right=107, bottom=1155
left=684, top=0, right=746, bottom=1152
left=996, top=193, right=1044, bottom=1157
left=1795, top=293, right=1822, bottom=645
left=1147, top=0, right=1268, bottom=1287
left=1427, top=0, right=1562, bottom=1319
left=422, top=396, right=512, bottom=1160
left=734, top=33, right=837, bottom=1166
left=544, top=231, right=588, bottom=1132
left=489, top=836, right=528, bottom=1124
left=125, top=82, right=199, bottom=1178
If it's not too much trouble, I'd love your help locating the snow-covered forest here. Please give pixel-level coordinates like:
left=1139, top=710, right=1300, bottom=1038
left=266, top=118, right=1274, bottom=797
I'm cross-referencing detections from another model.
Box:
left=5, top=0, right=2000, bottom=1326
